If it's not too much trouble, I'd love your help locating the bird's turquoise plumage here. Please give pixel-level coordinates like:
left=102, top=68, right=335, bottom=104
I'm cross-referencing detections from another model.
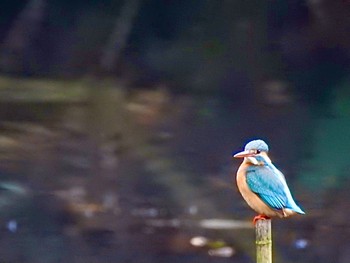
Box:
left=244, top=139, right=269, bottom=152
left=246, top=156, right=305, bottom=214
left=234, top=139, right=305, bottom=218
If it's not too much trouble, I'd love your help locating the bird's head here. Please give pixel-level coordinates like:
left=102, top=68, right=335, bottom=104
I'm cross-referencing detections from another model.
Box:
left=233, top=139, right=270, bottom=165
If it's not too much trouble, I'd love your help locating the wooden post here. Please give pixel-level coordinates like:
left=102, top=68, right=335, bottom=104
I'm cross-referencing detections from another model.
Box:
left=256, top=219, right=272, bottom=263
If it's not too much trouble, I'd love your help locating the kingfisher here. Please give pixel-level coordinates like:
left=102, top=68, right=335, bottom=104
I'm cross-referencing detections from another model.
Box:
left=233, top=139, right=305, bottom=223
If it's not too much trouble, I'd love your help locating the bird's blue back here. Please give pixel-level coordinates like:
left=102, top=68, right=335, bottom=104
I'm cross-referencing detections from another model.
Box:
left=246, top=157, right=304, bottom=214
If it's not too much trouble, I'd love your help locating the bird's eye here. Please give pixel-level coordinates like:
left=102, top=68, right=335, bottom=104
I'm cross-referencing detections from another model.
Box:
left=256, top=150, right=261, bottom=154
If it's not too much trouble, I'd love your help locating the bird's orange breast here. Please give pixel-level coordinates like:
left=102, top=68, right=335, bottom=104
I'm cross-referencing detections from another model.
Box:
left=236, top=163, right=283, bottom=218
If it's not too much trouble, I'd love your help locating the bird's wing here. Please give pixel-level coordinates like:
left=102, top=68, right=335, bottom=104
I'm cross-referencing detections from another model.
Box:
left=246, top=166, right=288, bottom=210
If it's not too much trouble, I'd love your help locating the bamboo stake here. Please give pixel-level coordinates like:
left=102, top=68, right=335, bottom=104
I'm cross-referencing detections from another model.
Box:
left=256, top=219, right=272, bottom=263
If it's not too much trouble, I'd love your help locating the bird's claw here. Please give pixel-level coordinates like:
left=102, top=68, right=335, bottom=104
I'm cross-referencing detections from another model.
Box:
left=253, top=214, right=271, bottom=225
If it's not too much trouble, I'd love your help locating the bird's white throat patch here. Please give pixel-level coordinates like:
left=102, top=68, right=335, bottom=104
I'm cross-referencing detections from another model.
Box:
left=246, top=155, right=271, bottom=166
left=246, top=157, right=260, bottom=165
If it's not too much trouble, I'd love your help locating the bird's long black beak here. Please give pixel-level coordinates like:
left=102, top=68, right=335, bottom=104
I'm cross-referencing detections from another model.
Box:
left=233, top=150, right=255, bottom=158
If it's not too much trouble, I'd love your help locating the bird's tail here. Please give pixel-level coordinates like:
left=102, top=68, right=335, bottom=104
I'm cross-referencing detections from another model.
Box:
left=289, top=203, right=305, bottom=214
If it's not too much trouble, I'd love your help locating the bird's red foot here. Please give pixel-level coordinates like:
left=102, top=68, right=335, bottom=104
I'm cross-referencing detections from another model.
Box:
left=253, top=214, right=271, bottom=225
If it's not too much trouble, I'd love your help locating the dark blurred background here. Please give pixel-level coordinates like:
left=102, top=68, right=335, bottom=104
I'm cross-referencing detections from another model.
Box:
left=0, top=0, right=349, bottom=262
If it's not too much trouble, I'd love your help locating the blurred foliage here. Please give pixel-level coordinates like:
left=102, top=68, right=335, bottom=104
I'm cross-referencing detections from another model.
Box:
left=0, top=76, right=86, bottom=102
left=0, top=0, right=349, bottom=262
left=298, top=78, right=350, bottom=192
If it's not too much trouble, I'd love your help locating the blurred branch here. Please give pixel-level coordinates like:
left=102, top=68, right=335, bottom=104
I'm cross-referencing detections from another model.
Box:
left=0, top=0, right=46, bottom=73
left=100, top=0, right=141, bottom=72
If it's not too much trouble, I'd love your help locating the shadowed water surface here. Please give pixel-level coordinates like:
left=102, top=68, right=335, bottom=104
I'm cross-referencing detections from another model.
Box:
left=0, top=78, right=348, bottom=263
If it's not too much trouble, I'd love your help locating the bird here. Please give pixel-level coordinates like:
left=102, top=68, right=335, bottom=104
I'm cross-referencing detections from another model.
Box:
left=233, top=139, right=305, bottom=223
